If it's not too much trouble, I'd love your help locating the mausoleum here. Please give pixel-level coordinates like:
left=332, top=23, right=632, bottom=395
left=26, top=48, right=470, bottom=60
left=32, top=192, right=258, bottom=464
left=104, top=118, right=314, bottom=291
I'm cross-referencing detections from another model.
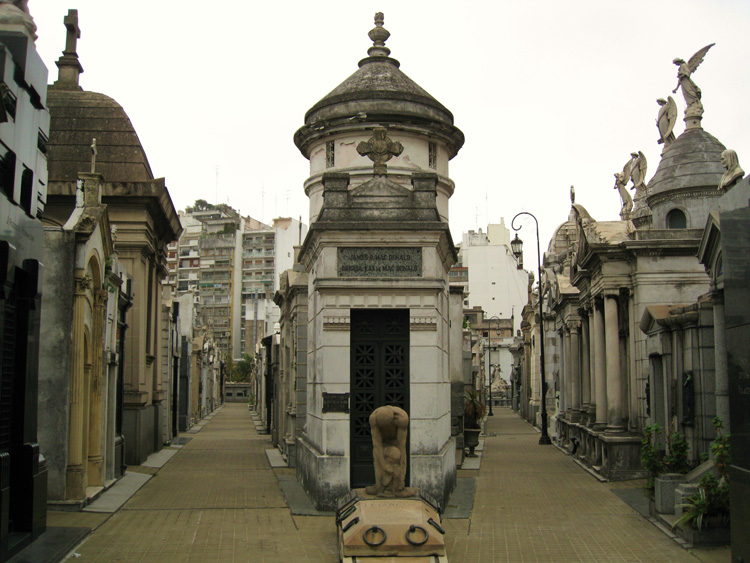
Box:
left=291, top=14, right=464, bottom=510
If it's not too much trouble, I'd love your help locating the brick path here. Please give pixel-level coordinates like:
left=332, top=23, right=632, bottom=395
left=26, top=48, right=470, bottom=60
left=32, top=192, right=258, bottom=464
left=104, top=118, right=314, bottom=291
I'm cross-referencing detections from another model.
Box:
left=64, top=404, right=727, bottom=562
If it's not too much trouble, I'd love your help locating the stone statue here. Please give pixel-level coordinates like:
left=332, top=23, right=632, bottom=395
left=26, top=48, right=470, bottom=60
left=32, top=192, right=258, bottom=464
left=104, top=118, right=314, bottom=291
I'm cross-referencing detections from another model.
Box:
left=629, top=151, right=648, bottom=202
left=719, top=149, right=745, bottom=191
left=365, top=405, right=412, bottom=498
left=614, top=172, right=633, bottom=218
left=672, top=44, right=714, bottom=110
left=0, top=0, right=36, bottom=39
left=656, top=97, right=677, bottom=148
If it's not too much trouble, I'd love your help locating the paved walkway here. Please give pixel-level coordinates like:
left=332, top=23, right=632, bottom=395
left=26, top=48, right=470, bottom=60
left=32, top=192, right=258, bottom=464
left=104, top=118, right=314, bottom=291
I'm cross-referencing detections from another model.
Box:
left=44, top=404, right=728, bottom=562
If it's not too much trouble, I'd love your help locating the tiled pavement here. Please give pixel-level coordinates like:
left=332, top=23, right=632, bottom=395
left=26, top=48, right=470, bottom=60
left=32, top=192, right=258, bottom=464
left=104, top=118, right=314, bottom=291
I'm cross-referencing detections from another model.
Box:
left=44, top=404, right=729, bottom=562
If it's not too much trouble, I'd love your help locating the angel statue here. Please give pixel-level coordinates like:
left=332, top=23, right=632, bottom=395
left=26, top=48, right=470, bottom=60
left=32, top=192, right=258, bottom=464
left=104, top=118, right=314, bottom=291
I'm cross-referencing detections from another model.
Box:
left=672, top=44, right=715, bottom=110
left=614, top=172, right=633, bottom=219
left=656, top=97, right=677, bottom=148
left=629, top=151, right=648, bottom=203
left=718, top=149, right=745, bottom=191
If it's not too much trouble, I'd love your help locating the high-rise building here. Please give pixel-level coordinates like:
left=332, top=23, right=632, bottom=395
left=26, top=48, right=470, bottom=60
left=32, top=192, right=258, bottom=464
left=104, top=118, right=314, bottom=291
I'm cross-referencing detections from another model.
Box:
left=169, top=204, right=306, bottom=360
left=452, top=220, right=529, bottom=331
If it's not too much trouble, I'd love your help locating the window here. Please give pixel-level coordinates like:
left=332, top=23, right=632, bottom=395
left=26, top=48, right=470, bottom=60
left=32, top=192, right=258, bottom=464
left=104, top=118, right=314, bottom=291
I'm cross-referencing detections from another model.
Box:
left=326, top=141, right=335, bottom=168
left=666, top=209, right=687, bottom=229
left=0, top=142, right=16, bottom=201
left=428, top=142, right=437, bottom=169
left=20, top=167, right=32, bottom=215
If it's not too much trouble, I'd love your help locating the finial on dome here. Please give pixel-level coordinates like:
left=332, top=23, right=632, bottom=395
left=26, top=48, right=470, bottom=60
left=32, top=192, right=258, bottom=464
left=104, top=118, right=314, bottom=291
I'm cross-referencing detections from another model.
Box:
left=367, top=12, right=391, bottom=58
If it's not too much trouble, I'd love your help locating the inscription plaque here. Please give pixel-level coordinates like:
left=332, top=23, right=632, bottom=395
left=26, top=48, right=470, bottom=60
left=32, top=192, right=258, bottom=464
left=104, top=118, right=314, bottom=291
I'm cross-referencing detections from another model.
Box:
left=338, top=247, right=422, bottom=278
left=322, top=392, right=350, bottom=413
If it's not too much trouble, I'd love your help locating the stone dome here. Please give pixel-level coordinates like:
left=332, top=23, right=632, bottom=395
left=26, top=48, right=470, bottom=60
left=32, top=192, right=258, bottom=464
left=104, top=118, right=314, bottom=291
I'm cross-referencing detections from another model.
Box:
left=647, top=127, right=725, bottom=203
left=294, top=14, right=464, bottom=159
left=47, top=89, right=155, bottom=183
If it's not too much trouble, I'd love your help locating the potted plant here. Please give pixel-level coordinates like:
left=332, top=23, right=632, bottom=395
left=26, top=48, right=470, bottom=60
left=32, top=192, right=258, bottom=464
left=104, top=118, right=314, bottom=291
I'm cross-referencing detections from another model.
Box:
left=464, top=390, right=486, bottom=458
left=672, top=417, right=730, bottom=545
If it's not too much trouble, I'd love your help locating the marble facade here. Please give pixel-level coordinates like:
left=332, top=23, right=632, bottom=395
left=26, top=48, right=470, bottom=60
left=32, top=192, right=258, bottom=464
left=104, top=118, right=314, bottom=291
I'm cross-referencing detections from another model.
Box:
left=286, top=14, right=465, bottom=511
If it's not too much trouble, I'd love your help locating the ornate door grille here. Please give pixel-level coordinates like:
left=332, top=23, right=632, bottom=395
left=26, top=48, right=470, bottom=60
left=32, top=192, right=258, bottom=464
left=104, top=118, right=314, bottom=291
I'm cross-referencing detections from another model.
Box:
left=350, top=309, right=409, bottom=488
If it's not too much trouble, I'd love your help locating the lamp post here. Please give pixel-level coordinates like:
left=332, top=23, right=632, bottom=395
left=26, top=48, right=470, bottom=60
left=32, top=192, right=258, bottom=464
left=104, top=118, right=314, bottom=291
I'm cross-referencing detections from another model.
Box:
left=511, top=212, right=552, bottom=445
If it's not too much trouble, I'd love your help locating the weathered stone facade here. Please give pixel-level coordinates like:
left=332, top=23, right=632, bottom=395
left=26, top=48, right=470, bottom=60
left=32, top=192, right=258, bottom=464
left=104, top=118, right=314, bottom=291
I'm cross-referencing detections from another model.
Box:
left=289, top=14, right=464, bottom=511
left=43, top=11, right=182, bottom=468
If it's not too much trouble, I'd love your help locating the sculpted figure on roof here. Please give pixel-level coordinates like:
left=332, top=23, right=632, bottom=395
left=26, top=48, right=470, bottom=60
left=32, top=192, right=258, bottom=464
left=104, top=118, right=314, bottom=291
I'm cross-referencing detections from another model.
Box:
left=0, top=0, right=36, bottom=39
left=629, top=152, right=648, bottom=203
left=719, top=149, right=745, bottom=191
left=656, top=97, right=677, bottom=148
left=672, top=44, right=714, bottom=110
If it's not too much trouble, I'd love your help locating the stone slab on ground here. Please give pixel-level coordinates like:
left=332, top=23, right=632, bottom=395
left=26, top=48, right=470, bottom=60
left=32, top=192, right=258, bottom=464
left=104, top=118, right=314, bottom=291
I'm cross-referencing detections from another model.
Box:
left=265, top=448, right=287, bottom=468
left=8, top=526, right=90, bottom=563
left=83, top=472, right=152, bottom=513
left=443, top=476, right=476, bottom=519
left=276, top=474, right=336, bottom=517
left=140, top=447, right=179, bottom=468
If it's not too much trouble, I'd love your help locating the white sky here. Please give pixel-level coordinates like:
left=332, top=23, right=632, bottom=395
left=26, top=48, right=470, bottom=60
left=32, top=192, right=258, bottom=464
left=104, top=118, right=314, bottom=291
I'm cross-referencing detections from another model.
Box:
left=30, top=0, right=750, bottom=273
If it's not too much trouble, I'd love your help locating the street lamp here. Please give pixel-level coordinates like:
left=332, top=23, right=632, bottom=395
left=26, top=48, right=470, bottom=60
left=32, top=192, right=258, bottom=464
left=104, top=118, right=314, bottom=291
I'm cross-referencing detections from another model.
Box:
left=511, top=212, right=552, bottom=445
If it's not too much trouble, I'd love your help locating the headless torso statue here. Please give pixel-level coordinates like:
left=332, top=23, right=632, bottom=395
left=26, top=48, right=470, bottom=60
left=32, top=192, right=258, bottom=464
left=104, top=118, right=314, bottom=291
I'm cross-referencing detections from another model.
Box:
left=365, top=405, right=416, bottom=498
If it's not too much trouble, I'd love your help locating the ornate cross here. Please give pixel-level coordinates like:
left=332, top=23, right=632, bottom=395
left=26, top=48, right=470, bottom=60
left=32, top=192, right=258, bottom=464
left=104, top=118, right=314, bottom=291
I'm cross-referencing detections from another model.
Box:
left=357, top=127, right=403, bottom=175
left=64, top=9, right=81, bottom=55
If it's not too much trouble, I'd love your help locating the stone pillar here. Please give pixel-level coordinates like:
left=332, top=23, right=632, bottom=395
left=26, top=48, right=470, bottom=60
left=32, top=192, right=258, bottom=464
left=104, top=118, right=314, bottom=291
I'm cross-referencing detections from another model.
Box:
left=604, top=292, right=624, bottom=432
left=587, top=307, right=597, bottom=424
left=87, top=289, right=108, bottom=486
left=569, top=321, right=581, bottom=422
left=593, top=300, right=607, bottom=428
left=580, top=314, right=591, bottom=423
left=66, top=270, right=89, bottom=499
left=563, top=327, right=570, bottom=417
left=713, top=293, right=730, bottom=431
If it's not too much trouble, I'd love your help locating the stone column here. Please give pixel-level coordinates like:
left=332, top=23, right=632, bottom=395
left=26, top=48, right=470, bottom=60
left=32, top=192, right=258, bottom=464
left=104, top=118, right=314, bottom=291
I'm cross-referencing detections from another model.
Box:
left=569, top=321, right=581, bottom=422
left=713, top=292, right=730, bottom=431
left=587, top=307, right=597, bottom=424
left=87, top=288, right=108, bottom=486
left=563, top=327, right=571, bottom=417
left=67, top=270, right=89, bottom=499
left=580, top=314, right=591, bottom=423
left=604, top=292, right=624, bottom=432
left=593, top=301, right=607, bottom=428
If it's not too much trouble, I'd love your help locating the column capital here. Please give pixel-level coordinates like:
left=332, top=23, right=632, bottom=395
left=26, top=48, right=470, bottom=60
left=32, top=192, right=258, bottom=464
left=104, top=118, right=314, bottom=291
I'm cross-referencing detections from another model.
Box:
left=74, top=271, right=92, bottom=295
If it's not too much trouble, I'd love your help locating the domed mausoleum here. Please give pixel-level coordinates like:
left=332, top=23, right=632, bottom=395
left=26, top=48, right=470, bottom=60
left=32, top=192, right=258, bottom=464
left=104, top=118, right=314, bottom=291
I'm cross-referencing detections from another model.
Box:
left=288, top=14, right=465, bottom=511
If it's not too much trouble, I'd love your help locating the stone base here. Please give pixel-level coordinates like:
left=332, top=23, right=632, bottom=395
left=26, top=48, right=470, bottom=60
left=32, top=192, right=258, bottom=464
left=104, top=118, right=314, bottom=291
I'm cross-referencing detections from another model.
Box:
left=296, top=434, right=350, bottom=512
left=296, top=434, right=456, bottom=512
left=557, top=419, right=646, bottom=480
left=123, top=403, right=156, bottom=466
left=410, top=438, right=456, bottom=511
left=675, top=522, right=730, bottom=547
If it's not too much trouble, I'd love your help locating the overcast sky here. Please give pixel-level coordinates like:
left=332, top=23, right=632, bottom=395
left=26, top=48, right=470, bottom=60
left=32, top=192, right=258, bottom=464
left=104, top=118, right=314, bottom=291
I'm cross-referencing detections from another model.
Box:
left=30, top=0, right=750, bottom=272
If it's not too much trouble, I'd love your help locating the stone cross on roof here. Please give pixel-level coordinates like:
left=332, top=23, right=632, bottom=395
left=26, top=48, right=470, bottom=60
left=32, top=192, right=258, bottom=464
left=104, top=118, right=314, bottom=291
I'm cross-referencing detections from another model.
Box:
left=53, top=9, right=84, bottom=90
left=357, top=127, right=403, bottom=175
left=63, top=9, right=80, bottom=54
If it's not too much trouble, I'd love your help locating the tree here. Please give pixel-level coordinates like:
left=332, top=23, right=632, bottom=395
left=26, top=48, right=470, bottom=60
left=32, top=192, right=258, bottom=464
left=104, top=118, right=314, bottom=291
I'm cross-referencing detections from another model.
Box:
left=230, top=353, right=254, bottom=382
left=193, top=199, right=213, bottom=211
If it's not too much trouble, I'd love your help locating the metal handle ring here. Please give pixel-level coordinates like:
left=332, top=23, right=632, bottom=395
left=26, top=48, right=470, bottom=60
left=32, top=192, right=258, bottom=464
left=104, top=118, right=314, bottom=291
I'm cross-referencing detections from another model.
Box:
left=405, top=524, right=429, bottom=546
left=362, top=525, right=386, bottom=546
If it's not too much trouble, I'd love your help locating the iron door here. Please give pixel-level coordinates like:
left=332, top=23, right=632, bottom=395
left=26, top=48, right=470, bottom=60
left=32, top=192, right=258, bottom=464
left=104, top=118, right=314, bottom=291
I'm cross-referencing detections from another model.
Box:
left=350, top=309, right=409, bottom=488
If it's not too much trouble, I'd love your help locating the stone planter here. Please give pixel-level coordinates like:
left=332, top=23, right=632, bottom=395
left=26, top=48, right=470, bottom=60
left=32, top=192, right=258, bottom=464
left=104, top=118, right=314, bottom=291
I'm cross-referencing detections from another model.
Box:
left=464, top=428, right=481, bottom=458
left=654, top=473, right=687, bottom=514
left=675, top=521, right=730, bottom=546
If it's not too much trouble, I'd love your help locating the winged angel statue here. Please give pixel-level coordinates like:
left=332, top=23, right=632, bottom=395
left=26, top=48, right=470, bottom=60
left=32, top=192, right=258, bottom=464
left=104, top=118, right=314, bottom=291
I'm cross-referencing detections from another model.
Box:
left=656, top=97, right=677, bottom=148
left=672, top=44, right=715, bottom=110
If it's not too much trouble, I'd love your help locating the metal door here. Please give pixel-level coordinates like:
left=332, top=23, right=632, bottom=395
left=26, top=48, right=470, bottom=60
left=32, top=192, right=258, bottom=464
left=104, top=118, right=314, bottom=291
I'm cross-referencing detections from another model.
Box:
left=350, top=309, right=409, bottom=488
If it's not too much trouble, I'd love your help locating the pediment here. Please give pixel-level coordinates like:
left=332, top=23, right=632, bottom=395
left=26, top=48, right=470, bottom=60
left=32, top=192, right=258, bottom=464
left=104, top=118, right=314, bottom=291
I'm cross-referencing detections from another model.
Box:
left=351, top=176, right=411, bottom=199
